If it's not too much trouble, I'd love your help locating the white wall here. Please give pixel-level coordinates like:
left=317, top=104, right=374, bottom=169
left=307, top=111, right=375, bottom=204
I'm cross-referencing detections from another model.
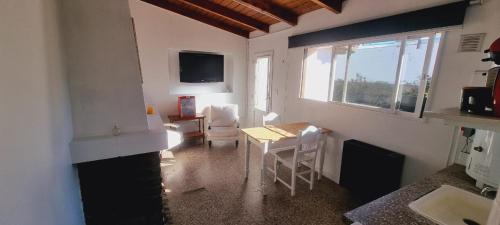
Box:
left=61, top=0, right=148, bottom=138
left=129, top=0, right=248, bottom=123
left=0, top=0, right=84, bottom=225
left=248, top=0, right=500, bottom=185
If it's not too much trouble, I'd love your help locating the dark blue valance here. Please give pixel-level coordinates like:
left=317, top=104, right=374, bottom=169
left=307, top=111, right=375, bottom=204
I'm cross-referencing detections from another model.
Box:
left=288, top=1, right=468, bottom=48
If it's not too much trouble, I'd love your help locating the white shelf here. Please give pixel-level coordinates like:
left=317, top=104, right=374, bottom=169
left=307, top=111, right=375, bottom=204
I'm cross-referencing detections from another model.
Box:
left=70, top=130, right=167, bottom=164
left=424, top=108, right=500, bottom=132
left=70, top=115, right=168, bottom=164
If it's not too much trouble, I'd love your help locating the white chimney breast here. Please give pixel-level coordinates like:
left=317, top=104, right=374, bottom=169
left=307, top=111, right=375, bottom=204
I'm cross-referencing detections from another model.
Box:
left=60, top=0, right=167, bottom=163
left=61, top=0, right=148, bottom=138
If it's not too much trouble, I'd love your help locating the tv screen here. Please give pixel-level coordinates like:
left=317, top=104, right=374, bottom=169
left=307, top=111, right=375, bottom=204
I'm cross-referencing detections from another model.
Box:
left=179, top=52, right=224, bottom=83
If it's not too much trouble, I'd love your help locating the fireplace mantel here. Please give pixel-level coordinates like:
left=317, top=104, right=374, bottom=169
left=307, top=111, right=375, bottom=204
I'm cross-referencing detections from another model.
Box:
left=70, top=115, right=168, bottom=164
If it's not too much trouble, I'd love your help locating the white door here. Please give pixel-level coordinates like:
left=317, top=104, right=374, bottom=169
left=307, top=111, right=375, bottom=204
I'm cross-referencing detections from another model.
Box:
left=253, top=54, right=272, bottom=126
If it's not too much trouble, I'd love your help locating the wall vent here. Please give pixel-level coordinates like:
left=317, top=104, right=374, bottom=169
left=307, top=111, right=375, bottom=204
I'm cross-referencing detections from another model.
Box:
left=458, top=33, right=486, bottom=52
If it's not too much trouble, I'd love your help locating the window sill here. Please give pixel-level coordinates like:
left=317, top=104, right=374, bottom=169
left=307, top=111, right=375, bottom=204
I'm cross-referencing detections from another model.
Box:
left=299, top=97, right=426, bottom=123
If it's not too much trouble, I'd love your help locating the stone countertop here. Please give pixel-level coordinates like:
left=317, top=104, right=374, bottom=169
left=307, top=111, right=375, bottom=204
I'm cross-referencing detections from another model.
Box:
left=344, top=164, right=480, bottom=225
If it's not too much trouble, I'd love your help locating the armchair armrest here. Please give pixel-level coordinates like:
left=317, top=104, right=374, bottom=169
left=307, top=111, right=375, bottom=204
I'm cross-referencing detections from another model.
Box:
left=229, top=120, right=239, bottom=129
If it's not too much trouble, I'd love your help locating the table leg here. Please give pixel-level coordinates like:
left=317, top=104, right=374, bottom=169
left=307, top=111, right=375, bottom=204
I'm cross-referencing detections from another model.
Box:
left=244, top=134, right=250, bottom=179
left=318, top=134, right=327, bottom=180
left=260, top=142, right=269, bottom=191
left=201, top=118, right=205, bottom=144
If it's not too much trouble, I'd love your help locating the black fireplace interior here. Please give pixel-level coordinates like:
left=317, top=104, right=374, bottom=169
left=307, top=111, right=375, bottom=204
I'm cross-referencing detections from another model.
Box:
left=77, top=152, right=168, bottom=225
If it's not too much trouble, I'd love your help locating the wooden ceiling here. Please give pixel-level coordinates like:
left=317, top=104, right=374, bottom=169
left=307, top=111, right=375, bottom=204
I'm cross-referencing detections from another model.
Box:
left=141, top=0, right=344, bottom=38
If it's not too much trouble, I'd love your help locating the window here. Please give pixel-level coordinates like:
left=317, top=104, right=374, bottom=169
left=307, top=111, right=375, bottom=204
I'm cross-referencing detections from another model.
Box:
left=300, top=32, right=443, bottom=116
left=301, top=46, right=333, bottom=102
left=397, top=36, right=429, bottom=112
left=346, top=40, right=401, bottom=109
left=254, top=55, right=271, bottom=111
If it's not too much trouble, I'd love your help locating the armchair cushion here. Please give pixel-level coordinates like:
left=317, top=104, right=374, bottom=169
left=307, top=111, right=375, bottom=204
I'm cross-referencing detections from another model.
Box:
left=210, top=105, right=238, bottom=127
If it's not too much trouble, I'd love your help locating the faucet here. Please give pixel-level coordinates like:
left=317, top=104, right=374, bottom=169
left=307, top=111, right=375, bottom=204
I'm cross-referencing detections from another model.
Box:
left=481, top=186, right=497, bottom=199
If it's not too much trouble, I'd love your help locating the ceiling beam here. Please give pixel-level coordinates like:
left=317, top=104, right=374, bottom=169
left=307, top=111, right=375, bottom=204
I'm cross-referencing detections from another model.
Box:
left=141, top=0, right=249, bottom=38
left=234, top=0, right=298, bottom=26
left=310, top=0, right=343, bottom=13
left=180, top=0, right=270, bottom=33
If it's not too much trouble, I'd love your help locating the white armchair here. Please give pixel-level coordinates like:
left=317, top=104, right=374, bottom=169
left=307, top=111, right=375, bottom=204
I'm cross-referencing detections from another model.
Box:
left=206, top=104, right=239, bottom=148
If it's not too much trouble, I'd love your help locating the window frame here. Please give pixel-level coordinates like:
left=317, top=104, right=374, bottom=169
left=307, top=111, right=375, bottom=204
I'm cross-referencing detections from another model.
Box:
left=394, top=33, right=440, bottom=117
left=421, top=32, right=446, bottom=115
left=340, top=36, right=405, bottom=111
left=299, top=31, right=445, bottom=118
left=300, top=46, right=334, bottom=102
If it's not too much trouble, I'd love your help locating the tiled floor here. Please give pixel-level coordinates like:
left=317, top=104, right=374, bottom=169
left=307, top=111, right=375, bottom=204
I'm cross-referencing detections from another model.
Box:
left=160, top=140, right=360, bottom=225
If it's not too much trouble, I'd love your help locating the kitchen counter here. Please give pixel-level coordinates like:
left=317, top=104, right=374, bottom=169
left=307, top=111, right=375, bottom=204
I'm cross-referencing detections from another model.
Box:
left=344, top=164, right=480, bottom=225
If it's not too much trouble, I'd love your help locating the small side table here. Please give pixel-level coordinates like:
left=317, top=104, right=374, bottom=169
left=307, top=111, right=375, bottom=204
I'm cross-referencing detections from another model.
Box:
left=167, top=114, right=205, bottom=144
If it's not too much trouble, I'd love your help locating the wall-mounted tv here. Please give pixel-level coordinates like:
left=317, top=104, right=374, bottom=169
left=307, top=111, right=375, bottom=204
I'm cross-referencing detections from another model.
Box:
left=179, top=52, right=224, bottom=83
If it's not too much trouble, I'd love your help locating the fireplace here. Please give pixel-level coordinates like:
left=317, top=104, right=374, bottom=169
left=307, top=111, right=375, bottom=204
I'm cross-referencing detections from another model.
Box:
left=77, top=152, right=167, bottom=225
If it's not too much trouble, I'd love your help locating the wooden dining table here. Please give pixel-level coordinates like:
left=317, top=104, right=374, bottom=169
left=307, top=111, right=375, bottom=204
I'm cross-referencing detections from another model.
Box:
left=240, top=122, right=333, bottom=191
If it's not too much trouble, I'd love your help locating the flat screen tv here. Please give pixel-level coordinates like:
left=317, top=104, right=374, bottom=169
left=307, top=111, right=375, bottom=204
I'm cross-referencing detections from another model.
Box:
left=179, top=52, right=224, bottom=83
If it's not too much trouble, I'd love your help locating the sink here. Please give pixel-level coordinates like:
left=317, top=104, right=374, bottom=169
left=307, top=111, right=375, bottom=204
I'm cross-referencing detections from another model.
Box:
left=409, top=185, right=492, bottom=225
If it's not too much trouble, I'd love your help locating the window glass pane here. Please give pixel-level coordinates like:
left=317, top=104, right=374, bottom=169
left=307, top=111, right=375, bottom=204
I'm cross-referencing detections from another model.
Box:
left=419, top=33, right=442, bottom=115
left=425, top=33, right=442, bottom=93
left=345, top=40, right=401, bottom=108
left=254, top=56, right=269, bottom=111
left=331, top=46, right=348, bottom=102
left=396, top=36, right=430, bottom=113
left=302, top=46, right=333, bottom=102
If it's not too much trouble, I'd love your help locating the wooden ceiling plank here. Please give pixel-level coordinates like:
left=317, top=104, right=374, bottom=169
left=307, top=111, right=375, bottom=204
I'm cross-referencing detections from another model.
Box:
left=233, top=0, right=298, bottom=25
left=141, top=0, right=249, bottom=38
left=181, top=0, right=270, bottom=32
left=310, top=0, right=343, bottom=13
left=220, top=0, right=234, bottom=6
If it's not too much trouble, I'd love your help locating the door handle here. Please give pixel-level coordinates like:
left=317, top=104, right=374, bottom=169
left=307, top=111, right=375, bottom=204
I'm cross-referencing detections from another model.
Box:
left=473, top=146, right=484, bottom=152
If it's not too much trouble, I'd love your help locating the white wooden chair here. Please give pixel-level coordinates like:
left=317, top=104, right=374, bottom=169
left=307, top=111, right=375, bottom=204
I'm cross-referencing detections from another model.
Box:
left=270, top=125, right=321, bottom=196
left=206, top=104, right=239, bottom=148
left=263, top=112, right=296, bottom=173
left=263, top=112, right=296, bottom=151
left=262, top=112, right=280, bottom=126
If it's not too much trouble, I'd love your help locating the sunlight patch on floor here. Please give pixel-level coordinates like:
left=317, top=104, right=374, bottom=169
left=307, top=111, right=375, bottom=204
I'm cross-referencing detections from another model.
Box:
left=167, top=129, right=182, bottom=149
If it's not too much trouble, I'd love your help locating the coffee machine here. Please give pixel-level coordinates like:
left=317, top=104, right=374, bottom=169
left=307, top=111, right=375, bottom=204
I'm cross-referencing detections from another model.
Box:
left=461, top=37, right=500, bottom=117
left=483, top=37, right=500, bottom=117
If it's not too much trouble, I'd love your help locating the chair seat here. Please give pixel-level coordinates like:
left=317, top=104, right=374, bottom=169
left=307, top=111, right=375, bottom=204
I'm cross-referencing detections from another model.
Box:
left=207, top=126, right=239, bottom=138
left=269, top=138, right=296, bottom=151
left=273, top=149, right=315, bottom=167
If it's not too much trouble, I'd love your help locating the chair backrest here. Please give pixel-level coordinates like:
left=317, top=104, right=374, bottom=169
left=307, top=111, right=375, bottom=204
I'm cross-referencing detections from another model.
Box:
left=262, top=112, right=280, bottom=126
left=209, top=104, right=239, bottom=127
left=295, top=126, right=321, bottom=155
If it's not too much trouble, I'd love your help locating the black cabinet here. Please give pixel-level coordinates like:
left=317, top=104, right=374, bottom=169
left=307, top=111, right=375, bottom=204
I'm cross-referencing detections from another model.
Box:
left=340, top=140, right=405, bottom=203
